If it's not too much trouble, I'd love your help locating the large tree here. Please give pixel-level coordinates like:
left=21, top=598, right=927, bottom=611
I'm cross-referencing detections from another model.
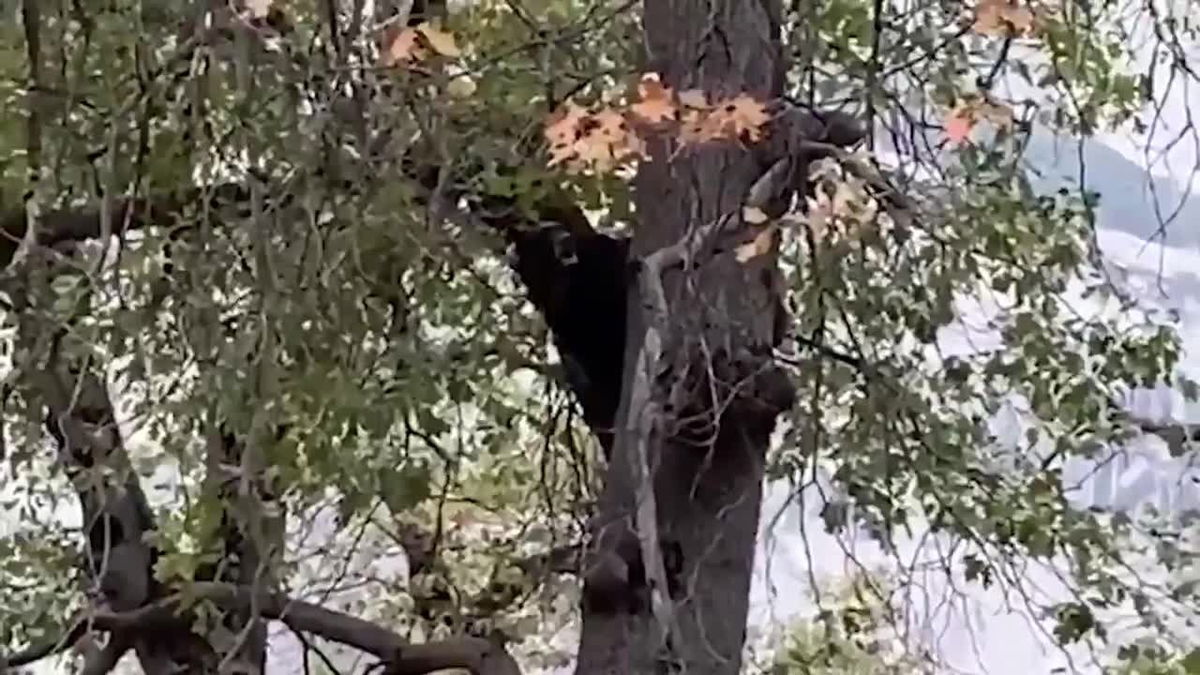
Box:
left=1, top=0, right=1198, bottom=674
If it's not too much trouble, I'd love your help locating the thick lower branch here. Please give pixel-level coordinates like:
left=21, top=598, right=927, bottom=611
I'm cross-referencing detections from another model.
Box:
left=0, top=613, right=90, bottom=669
left=90, top=582, right=520, bottom=675
left=0, top=184, right=253, bottom=268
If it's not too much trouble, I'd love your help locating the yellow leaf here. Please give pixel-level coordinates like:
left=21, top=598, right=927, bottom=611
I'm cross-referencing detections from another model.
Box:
left=417, top=22, right=462, bottom=57
left=736, top=225, right=776, bottom=263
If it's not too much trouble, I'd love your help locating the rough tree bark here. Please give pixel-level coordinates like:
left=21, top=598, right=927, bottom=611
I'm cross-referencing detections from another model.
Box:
left=0, top=0, right=846, bottom=667
left=7, top=3, right=1186, bottom=674
left=2, top=1, right=790, bottom=672
left=575, top=2, right=795, bottom=673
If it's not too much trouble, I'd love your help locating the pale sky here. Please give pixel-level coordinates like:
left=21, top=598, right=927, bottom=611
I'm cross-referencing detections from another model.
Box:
left=748, top=14, right=1200, bottom=672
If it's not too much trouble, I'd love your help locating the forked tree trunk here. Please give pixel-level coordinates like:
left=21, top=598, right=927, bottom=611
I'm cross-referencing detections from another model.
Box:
left=575, top=2, right=792, bottom=673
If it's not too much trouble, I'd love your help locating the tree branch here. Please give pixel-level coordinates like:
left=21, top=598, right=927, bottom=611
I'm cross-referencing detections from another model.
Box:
left=0, top=613, right=90, bottom=669
left=0, top=183, right=251, bottom=269
left=90, top=582, right=521, bottom=675
left=0, top=616, right=131, bottom=673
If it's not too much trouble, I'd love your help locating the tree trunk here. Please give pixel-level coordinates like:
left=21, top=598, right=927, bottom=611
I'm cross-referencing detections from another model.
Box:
left=35, top=349, right=218, bottom=672
left=575, top=1, right=792, bottom=673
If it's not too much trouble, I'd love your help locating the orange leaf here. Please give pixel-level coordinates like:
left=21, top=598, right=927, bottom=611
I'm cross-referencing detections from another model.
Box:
left=685, top=94, right=771, bottom=145
left=544, top=102, right=591, bottom=168
left=576, top=109, right=641, bottom=170
left=382, top=26, right=424, bottom=66
left=720, top=94, right=771, bottom=142
left=630, top=73, right=677, bottom=124
left=545, top=102, right=589, bottom=145
left=945, top=98, right=1014, bottom=144
left=544, top=104, right=644, bottom=173
left=973, top=0, right=1035, bottom=36
left=591, top=109, right=629, bottom=139
left=416, top=22, right=461, bottom=57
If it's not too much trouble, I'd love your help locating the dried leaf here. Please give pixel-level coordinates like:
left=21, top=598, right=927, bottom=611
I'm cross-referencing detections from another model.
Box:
left=684, top=94, right=771, bottom=145
left=417, top=23, right=461, bottom=57
left=382, top=26, right=424, bottom=65
left=544, top=102, right=591, bottom=167
left=631, top=72, right=677, bottom=124
left=719, top=94, right=771, bottom=142
left=575, top=109, right=639, bottom=170
left=973, top=0, right=1035, bottom=36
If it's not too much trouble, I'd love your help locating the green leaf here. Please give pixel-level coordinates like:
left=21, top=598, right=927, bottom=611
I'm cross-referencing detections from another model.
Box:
left=380, top=461, right=434, bottom=514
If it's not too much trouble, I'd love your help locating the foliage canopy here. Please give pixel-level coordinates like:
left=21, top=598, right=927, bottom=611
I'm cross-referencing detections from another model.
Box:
left=0, top=0, right=1198, bottom=672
